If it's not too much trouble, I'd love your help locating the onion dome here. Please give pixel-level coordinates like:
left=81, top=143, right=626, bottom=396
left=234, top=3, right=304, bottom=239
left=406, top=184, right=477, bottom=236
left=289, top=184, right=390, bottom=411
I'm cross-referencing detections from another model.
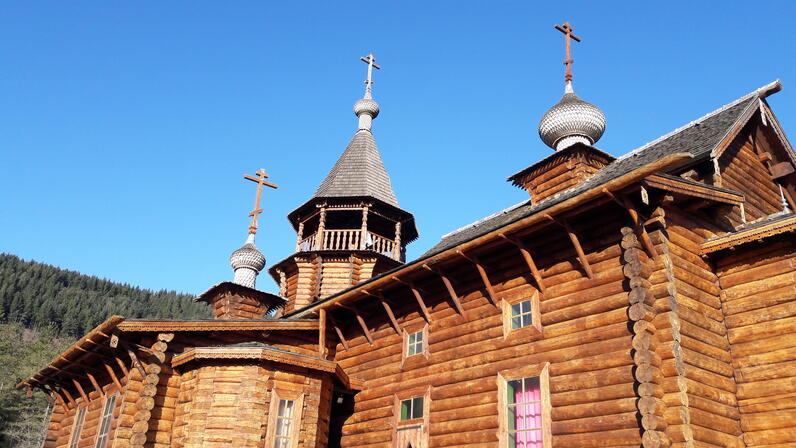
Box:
left=354, top=98, right=380, bottom=119
left=229, top=234, right=265, bottom=288
left=538, top=82, right=606, bottom=151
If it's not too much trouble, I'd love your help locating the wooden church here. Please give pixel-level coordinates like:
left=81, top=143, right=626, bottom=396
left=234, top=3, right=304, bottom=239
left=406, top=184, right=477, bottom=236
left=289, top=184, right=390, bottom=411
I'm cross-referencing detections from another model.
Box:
left=18, top=23, right=796, bottom=448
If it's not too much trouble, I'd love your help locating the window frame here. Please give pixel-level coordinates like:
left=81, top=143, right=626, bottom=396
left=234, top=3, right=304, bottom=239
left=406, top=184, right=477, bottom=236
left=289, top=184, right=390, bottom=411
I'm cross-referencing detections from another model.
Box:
left=94, top=393, right=118, bottom=448
left=401, top=324, right=429, bottom=368
left=68, top=405, right=87, bottom=448
left=265, top=388, right=305, bottom=448
left=497, top=362, right=551, bottom=448
left=502, top=288, right=542, bottom=339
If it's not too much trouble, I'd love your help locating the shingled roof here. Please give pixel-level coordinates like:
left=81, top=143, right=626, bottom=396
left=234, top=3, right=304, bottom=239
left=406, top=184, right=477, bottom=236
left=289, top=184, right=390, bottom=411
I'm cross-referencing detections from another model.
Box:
left=422, top=84, right=770, bottom=256
left=312, top=130, right=399, bottom=207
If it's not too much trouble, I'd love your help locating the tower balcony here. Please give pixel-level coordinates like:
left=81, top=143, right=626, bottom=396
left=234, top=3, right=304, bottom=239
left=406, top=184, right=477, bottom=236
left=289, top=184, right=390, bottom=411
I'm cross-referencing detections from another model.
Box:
left=297, top=229, right=403, bottom=261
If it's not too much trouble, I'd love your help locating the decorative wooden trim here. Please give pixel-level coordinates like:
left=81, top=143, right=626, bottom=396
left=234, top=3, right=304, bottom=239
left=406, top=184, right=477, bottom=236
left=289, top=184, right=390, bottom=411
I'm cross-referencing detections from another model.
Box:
left=422, top=264, right=464, bottom=315
left=117, top=319, right=318, bottom=332
left=172, top=346, right=337, bottom=372
left=501, top=289, right=542, bottom=340
left=456, top=250, right=500, bottom=306
left=642, top=174, right=745, bottom=206
left=497, top=362, right=551, bottom=448
left=701, top=214, right=796, bottom=254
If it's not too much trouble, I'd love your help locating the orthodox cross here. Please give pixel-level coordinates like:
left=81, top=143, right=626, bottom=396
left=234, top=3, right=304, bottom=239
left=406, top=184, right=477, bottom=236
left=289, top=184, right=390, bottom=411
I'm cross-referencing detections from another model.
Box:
left=359, top=53, right=381, bottom=97
left=243, top=168, right=278, bottom=235
left=554, top=22, right=581, bottom=83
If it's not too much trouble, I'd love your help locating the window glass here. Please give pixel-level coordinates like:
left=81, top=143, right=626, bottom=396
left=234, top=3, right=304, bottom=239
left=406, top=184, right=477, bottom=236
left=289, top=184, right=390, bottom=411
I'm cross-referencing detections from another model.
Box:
left=274, top=399, right=295, bottom=448
left=506, top=376, right=543, bottom=447
left=511, top=300, right=533, bottom=330
left=400, top=396, right=424, bottom=420
left=95, top=394, right=117, bottom=448
left=69, top=407, right=87, bottom=448
left=406, top=331, right=424, bottom=357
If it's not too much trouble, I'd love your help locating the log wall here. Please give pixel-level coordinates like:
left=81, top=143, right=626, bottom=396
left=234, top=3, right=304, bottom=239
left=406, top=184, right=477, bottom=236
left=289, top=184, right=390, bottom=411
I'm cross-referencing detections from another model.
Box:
left=715, top=236, right=796, bottom=446
left=47, top=377, right=125, bottom=448
left=663, top=210, right=744, bottom=448
left=331, top=210, right=644, bottom=448
left=171, top=362, right=332, bottom=448
left=719, top=131, right=784, bottom=223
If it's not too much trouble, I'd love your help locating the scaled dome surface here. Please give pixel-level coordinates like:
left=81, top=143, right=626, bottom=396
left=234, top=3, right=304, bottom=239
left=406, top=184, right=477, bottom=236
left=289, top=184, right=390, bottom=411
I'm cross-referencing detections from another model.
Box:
left=230, top=239, right=266, bottom=271
left=538, top=83, right=606, bottom=150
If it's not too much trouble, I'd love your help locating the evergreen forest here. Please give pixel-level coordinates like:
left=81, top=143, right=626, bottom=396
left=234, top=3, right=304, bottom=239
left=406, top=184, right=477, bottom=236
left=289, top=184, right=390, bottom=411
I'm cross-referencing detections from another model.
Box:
left=0, top=253, right=211, bottom=447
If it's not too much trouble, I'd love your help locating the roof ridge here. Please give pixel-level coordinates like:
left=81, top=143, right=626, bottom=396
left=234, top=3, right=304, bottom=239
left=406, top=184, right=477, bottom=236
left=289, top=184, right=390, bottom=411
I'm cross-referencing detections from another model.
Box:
left=614, top=80, right=779, bottom=163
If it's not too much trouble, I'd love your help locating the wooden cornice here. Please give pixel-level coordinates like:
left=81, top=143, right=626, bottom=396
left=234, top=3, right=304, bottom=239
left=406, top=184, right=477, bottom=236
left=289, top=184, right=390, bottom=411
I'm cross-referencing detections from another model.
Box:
left=117, top=319, right=319, bottom=332
left=701, top=213, right=796, bottom=255
left=171, top=345, right=364, bottom=390
left=642, top=174, right=745, bottom=206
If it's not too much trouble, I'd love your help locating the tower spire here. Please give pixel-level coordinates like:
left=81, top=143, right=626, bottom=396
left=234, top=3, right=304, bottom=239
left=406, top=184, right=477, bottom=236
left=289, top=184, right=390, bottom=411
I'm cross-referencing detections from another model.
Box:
left=554, top=22, right=581, bottom=87
left=229, top=169, right=277, bottom=289
left=354, top=54, right=381, bottom=132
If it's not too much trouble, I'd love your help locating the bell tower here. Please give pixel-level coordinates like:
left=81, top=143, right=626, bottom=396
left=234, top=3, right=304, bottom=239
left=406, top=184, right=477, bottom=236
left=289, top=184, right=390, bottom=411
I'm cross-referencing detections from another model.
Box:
left=269, top=54, right=419, bottom=314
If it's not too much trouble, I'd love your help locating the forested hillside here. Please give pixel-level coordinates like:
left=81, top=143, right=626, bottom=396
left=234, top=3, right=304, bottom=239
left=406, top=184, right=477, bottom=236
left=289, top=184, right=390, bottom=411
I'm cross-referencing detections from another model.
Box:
left=0, top=253, right=211, bottom=447
left=0, top=253, right=210, bottom=338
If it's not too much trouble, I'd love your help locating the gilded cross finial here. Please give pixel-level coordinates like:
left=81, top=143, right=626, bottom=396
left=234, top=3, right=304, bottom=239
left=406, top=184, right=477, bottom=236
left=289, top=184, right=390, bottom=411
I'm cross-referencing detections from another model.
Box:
left=554, top=22, right=581, bottom=83
left=360, top=53, right=381, bottom=99
left=243, top=168, right=278, bottom=235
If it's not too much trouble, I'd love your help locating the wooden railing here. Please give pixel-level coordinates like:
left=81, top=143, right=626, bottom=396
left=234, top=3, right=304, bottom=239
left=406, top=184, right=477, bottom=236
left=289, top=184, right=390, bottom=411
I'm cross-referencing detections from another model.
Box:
left=323, top=229, right=362, bottom=251
left=367, top=232, right=395, bottom=257
left=296, top=229, right=400, bottom=260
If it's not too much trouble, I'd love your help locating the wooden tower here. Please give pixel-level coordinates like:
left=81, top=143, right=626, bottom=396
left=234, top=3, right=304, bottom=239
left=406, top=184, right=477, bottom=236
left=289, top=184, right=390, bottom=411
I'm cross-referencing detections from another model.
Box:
left=269, top=55, right=418, bottom=314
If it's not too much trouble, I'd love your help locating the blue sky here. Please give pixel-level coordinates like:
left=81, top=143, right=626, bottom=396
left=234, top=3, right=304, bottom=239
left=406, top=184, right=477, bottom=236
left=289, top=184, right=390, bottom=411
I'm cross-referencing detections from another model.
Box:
left=2, top=2, right=795, bottom=295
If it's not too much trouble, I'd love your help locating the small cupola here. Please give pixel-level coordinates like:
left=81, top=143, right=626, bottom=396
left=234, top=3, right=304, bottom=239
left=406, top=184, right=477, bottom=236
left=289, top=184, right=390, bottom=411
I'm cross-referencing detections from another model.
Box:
left=510, top=22, right=611, bottom=204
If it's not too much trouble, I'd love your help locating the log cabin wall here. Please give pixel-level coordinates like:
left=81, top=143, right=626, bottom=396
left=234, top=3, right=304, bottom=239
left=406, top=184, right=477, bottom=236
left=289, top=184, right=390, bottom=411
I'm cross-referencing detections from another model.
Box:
left=330, top=208, right=649, bottom=447
left=653, top=208, right=745, bottom=448
left=48, top=377, right=125, bottom=448
left=718, top=127, right=785, bottom=223
left=714, top=236, right=796, bottom=446
left=171, top=362, right=332, bottom=448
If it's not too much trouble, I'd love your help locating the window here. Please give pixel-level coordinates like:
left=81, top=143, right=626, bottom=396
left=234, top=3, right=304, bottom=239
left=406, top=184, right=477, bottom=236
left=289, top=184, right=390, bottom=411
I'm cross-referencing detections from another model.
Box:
left=498, top=363, right=551, bottom=448
left=406, top=331, right=423, bottom=357
left=511, top=300, right=533, bottom=329
left=273, top=399, right=297, bottom=448
left=68, top=406, right=87, bottom=448
left=393, top=386, right=430, bottom=448
left=502, top=289, right=542, bottom=339
left=266, top=389, right=304, bottom=448
left=94, top=394, right=117, bottom=448
left=506, top=377, right=543, bottom=446
left=399, top=397, right=424, bottom=421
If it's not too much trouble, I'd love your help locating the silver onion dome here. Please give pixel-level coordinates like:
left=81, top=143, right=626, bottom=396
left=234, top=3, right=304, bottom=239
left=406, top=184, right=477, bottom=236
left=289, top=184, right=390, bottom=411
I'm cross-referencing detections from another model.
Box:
left=354, top=98, right=380, bottom=118
left=538, top=82, right=606, bottom=150
left=230, top=234, right=266, bottom=272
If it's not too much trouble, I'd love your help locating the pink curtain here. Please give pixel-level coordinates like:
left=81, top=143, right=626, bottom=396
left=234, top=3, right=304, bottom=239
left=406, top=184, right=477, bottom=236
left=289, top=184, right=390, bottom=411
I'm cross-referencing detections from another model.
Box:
left=513, top=378, right=543, bottom=448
